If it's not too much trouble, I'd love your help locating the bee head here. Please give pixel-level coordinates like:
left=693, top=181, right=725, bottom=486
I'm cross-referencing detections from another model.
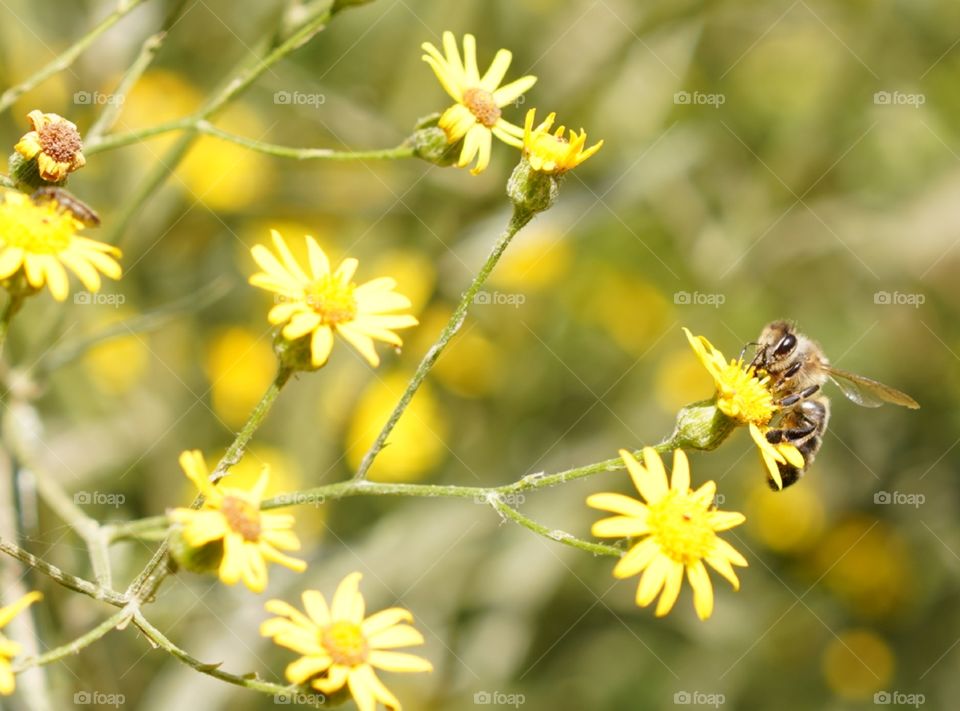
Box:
left=753, top=320, right=799, bottom=369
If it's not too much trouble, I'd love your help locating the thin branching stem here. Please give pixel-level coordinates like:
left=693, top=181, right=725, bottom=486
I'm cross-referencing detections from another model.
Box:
left=0, top=0, right=153, bottom=114
left=353, top=205, right=537, bottom=481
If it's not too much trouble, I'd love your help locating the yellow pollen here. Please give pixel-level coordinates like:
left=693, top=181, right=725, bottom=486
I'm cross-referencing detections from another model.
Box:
left=462, top=87, right=501, bottom=128
left=321, top=621, right=369, bottom=666
left=220, top=496, right=262, bottom=541
left=38, top=122, right=82, bottom=163
left=647, top=491, right=715, bottom=565
left=306, top=275, right=357, bottom=325
left=0, top=197, right=77, bottom=254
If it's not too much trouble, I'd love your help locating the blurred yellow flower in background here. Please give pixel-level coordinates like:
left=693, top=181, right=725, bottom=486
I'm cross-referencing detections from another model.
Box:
left=368, top=250, right=436, bottom=315
left=416, top=307, right=503, bottom=398
left=571, top=266, right=669, bottom=356
left=0, top=591, right=42, bottom=696
left=822, top=629, right=893, bottom=700
left=249, top=230, right=418, bottom=368
left=169, top=450, right=306, bottom=593
left=14, top=110, right=85, bottom=182
left=522, top=109, right=603, bottom=174
left=813, top=517, right=912, bottom=618
left=745, top=481, right=825, bottom=554
left=346, top=373, right=448, bottom=481
left=84, top=336, right=149, bottom=395
left=588, top=448, right=747, bottom=620
left=684, top=327, right=803, bottom=489
left=204, top=327, right=276, bottom=427
left=422, top=31, right=537, bottom=174
left=0, top=189, right=121, bottom=301
left=654, top=346, right=715, bottom=413
left=180, top=103, right=273, bottom=211
left=489, top=222, right=572, bottom=291
left=261, top=572, right=432, bottom=711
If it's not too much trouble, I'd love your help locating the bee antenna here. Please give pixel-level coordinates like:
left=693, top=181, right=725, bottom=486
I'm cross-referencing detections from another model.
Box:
left=739, top=341, right=761, bottom=362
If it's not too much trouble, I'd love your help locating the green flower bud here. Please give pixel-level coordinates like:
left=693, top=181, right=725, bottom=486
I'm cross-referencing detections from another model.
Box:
left=507, top=158, right=560, bottom=214
left=168, top=528, right=223, bottom=574
left=669, top=399, right=736, bottom=451
left=274, top=331, right=323, bottom=373
left=8, top=152, right=48, bottom=191
left=411, top=126, right=460, bottom=167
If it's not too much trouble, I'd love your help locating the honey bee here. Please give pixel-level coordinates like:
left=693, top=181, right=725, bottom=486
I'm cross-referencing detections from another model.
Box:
left=749, top=320, right=919, bottom=489
left=31, top=187, right=100, bottom=227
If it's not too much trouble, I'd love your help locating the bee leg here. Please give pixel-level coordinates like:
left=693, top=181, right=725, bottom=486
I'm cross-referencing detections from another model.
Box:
left=778, top=384, right=820, bottom=408
left=765, top=423, right=817, bottom=444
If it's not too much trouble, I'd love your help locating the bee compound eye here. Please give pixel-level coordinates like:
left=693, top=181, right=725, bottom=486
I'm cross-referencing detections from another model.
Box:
left=774, top=333, right=797, bottom=357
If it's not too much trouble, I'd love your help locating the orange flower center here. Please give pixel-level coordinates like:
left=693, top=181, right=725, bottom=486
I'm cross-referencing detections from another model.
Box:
left=220, top=496, right=262, bottom=541
left=305, top=275, right=358, bottom=326
left=321, top=621, right=369, bottom=666
left=38, top=121, right=82, bottom=163
left=463, top=88, right=501, bottom=128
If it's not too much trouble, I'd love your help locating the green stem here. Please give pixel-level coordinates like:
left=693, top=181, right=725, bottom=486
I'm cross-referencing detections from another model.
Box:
left=85, top=0, right=192, bottom=143
left=12, top=609, right=132, bottom=672
left=132, top=612, right=317, bottom=702
left=197, top=121, right=415, bottom=161
left=126, top=366, right=292, bottom=603
left=34, top=277, right=231, bottom=378
left=258, top=439, right=679, bottom=554
left=212, top=366, right=292, bottom=482
left=104, top=515, right=170, bottom=544
left=4, top=398, right=114, bottom=587
left=353, top=205, right=536, bottom=480
left=83, top=116, right=202, bottom=154
left=100, top=4, right=352, bottom=247
left=85, top=118, right=416, bottom=162
left=0, top=538, right=126, bottom=607
left=0, top=290, right=26, bottom=358
left=488, top=498, right=622, bottom=557
left=0, top=0, right=152, bottom=114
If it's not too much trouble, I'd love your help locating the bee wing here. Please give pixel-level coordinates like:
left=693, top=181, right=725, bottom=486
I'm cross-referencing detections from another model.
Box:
left=826, top=367, right=920, bottom=409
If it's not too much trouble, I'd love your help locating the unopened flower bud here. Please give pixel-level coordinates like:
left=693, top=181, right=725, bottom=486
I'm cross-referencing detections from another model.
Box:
left=670, top=399, right=736, bottom=451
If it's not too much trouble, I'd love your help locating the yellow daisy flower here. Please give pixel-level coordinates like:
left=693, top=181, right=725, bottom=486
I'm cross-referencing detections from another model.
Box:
left=522, top=109, right=603, bottom=174
left=168, top=450, right=306, bottom=593
left=261, top=572, right=432, bottom=711
left=0, top=189, right=121, bottom=301
left=249, top=230, right=418, bottom=369
left=0, top=591, right=42, bottom=696
left=683, top=327, right=804, bottom=489
left=421, top=31, right=537, bottom=174
left=588, top=448, right=746, bottom=620
left=14, top=111, right=86, bottom=182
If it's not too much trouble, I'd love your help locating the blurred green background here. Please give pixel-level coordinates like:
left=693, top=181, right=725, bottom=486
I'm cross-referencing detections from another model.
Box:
left=0, top=0, right=957, bottom=709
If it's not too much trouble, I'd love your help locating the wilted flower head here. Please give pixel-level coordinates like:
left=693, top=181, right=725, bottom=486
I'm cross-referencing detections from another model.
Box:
left=14, top=111, right=86, bottom=183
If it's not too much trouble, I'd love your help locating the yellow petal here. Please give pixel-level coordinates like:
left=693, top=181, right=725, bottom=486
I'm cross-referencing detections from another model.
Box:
left=670, top=449, right=690, bottom=492
left=686, top=560, right=714, bottom=620
left=586, top=492, right=648, bottom=519
left=654, top=560, right=684, bottom=617
left=613, top=537, right=659, bottom=579
left=634, top=555, right=670, bottom=607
